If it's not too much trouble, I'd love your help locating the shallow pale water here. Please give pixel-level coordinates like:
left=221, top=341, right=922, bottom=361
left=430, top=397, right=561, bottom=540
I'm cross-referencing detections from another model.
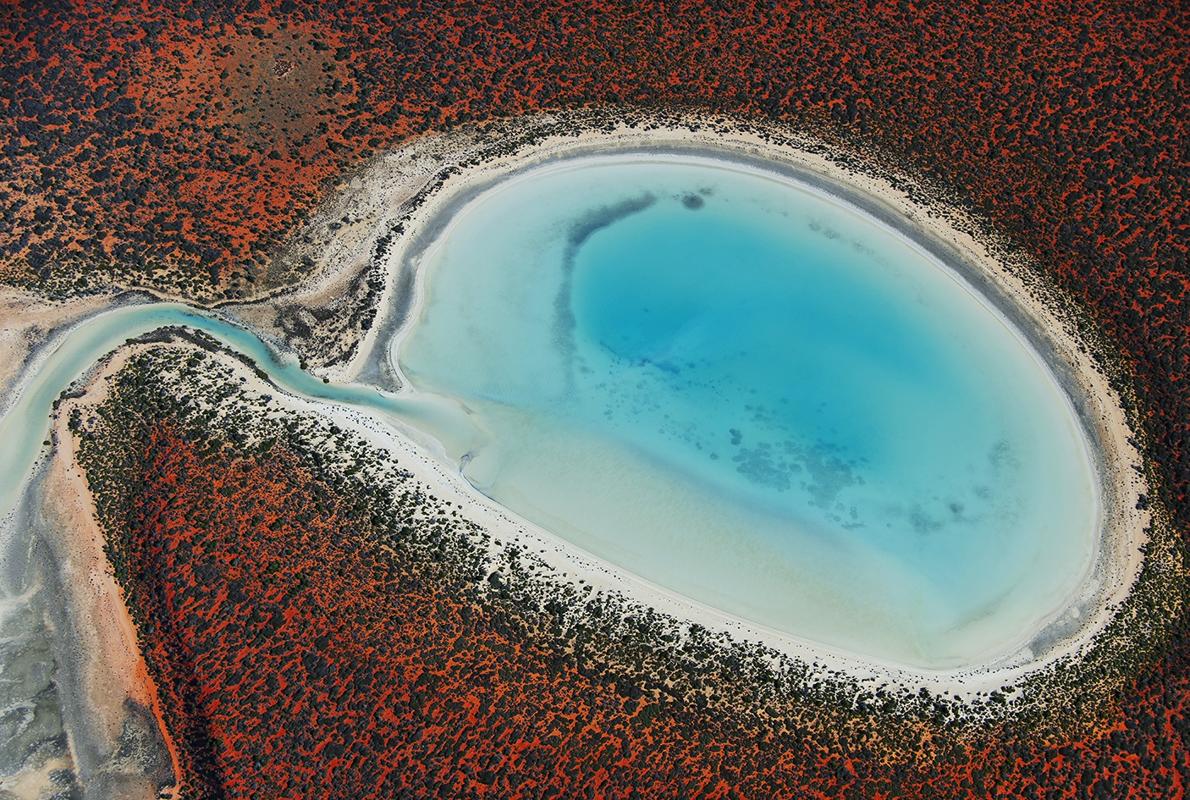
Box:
left=397, top=153, right=1100, bottom=668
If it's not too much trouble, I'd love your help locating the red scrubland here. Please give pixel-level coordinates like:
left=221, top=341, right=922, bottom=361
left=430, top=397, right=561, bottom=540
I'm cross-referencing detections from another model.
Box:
left=73, top=345, right=1186, bottom=799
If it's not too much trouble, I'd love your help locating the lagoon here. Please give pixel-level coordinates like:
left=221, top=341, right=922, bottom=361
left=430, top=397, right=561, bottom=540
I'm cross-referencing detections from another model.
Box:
left=395, top=153, right=1100, bottom=668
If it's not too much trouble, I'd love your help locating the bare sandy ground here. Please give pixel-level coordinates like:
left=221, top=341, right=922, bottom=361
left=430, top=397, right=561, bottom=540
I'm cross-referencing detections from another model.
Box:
left=226, top=124, right=529, bottom=382
left=42, top=352, right=181, bottom=800
left=0, top=755, right=73, bottom=800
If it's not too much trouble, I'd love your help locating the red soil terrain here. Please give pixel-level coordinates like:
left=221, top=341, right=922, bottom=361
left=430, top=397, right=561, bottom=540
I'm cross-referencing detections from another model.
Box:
left=74, top=345, right=1185, bottom=799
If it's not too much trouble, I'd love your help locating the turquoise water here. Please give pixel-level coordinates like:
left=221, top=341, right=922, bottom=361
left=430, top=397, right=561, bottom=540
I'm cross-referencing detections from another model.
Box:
left=397, top=154, right=1100, bottom=667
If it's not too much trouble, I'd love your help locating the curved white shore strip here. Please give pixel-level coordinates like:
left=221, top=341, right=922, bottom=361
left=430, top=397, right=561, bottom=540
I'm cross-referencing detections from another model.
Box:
left=352, top=121, right=1151, bottom=693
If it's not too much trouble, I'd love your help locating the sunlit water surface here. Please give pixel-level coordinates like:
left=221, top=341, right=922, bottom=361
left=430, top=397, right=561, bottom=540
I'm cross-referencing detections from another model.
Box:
left=397, top=154, right=1099, bottom=667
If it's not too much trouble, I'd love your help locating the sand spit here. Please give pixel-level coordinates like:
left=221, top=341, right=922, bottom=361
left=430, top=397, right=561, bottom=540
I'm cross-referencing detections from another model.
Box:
left=274, top=113, right=1149, bottom=695
left=222, top=124, right=552, bottom=384
left=0, top=339, right=178, bottom=797
left=37, top=352, right=179, bottom=799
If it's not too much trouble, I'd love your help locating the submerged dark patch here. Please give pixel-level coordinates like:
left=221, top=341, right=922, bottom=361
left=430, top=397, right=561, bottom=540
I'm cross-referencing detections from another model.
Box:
left=552, top=192, right=656, bottom=375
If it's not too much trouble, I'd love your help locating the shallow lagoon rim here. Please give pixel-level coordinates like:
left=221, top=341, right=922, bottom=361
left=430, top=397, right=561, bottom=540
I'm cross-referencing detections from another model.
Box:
left=0, top=121, right=1150, bottom=694
left=363, top=123, right=1149, bottom=684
